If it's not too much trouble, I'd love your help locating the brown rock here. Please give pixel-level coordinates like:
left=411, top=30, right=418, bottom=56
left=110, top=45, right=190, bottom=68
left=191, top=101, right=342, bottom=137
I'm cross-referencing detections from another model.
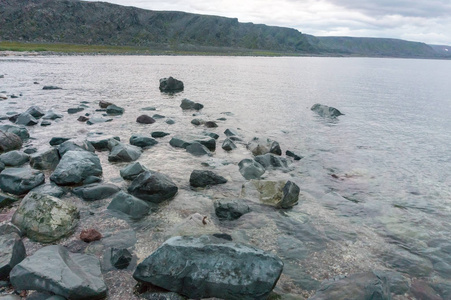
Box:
left=99, top=100, right=113, bottom=109
left=77, top=116, right=89, bottom=122
left=0, top=130, right=23, bottom=153
left=205, top=121, right=218, bottom=128
left=80, top=228, right=102, bottom=243
left=136, top=115, right=155, bottom=124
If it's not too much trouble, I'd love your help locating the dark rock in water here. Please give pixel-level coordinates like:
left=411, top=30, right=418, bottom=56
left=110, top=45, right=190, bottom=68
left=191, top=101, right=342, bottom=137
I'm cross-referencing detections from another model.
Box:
left=247, top=137, right=281, bottom=156
left=67, top=107, right=84, bottom=114
left=49, top=137, right=70, bottom=146
left=279, top=181, right=300, bottom=208
left=107, top=191, right=150, bottom=219
left=224, top=128, right=240, bottom=137
left=23, top=147, right=37, bottom=154
left=15, top=112, right=38, bottom=126
left=0, top=192, right=19, bottom=209
left=58, top=139, right=95, bottom=156
left=203, top=131, right=219, bottom=139
left=108, top=142, right=142, bottom=162
left=286, top=150, right=303, bottom=160
left=133, top=235, right=283, bottom=300
left=311, top=103, right=343, bottom=118
left=309, top=271, right=391, bottom=300
left=166, top=119, right=175, bottom=125
left=80, top=228, right=102, bottom=243
left=214, top=199, right=250, bottom=220
left=255, top=153, right=289, bottom=170
left=25, top=106, right=45, bottom=119
left=240, top=180, right=299, bottom=209
left=141, top=106, right=156, bottom=111
left=111, top=248, right=132, bottom=269
left=87, top=135, right=120, bottom=151
left=77, top=115, right=89, bottom=122
left=8, top=114, right=19, bottom=123
left=186, top=142, right=211, bottom=156
left=42, top=110, right=63, bottom=120
left=99, top=100, right=113, bottom=109
left=72, top=183, right=120, bottom=201
left=0, top=150, right=29, bottom=167
left=238, top=159, right=265, bottom=180
left=128, top=171, right=178, bottom=203
left=159, top=77, right=184, bottom=93
left=11, top=192, right=79, bottom=243
left=180, top=98, right=203, bottom=110
left=10, top=245, right=107, bottom=299
left=170, top=134, right=216, bottom=151
left=30, top=183, right=66, bottom=198
left=130, top=135, right=158, bottom=148
left=30, top=146, right=59, bottom=170
left=151, top=131, right=170, bottom=138
left=83, top=176, right=102, bottom=185
left=106, top=104, right=125, bottom=115
left=204, top=121, right=218, bottom=128
left=0, top=130, right=22, bottom=153
left=0, top=168, right=45, bottom=195
left=152, top=114, right=165, bottom=119
left=137, top=114, right=156, bottom=124
left=50, top=151, right=102, bottom=185
left=222, top=138, right=237, bottom=151
left=0, top=124, right=29, bottom=141
left=190, top=118, right=204, bottom=126
left=411, top=279, right=442, bottom=300
left=120, top=162, right=148, bottom=180
left=189, top=170, right=227, bottom=188
left=40, top=120, right=51, bottom=126
left=0, top=232, right=26, bottom=280
left=86, top=116, right=113, bottom=125
left=42, top=85, right=62, bottom=90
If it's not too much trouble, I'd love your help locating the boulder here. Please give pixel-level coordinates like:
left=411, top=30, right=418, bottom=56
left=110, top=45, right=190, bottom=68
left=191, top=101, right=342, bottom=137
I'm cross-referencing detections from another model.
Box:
left=120, top=162, right=148, bottom=180
left=311, top=103, right=343, bottom=118
left=0, top=233, right=26, bottom=280
left=238, top=159, right=265, bottom=180
left=129, top=135, right=158, bottom=148
left=254, top=153, right=289, bottom=170
left=99, top=100, right=113, bottom=108
left=108, top=143, right=142, bottom=162
left=15, top=113, right=38, bottom=126
left=11, top=192, right=79, bottom=243
left=0, top=131, right=22, bottom=153
left=136, top=114, right=156, bottom=124
left=30, top=183, right=66, bottom=198
left=222, top=138, right=237, bottom=151
left=80, top=229, right=102, bottom=243
left=186, top=142, right=211, bottom=156
left=128, top=171, right=178, bottom=203
left=240, top=180, right=300, bottom=208
left=107, top=191, right=150, bottom=219
left=0, top=168, right=45, bottom=195
left=159, top=77, right=184, bottom=93
left=25, top=106, right=45, bottom=119
left=214, top=199, right=251, bottom=220
left=0, top=192, right=20, bottom=208
left=0, top=125, right=29, bottom=141
left=151, top=131, right=170, bottom=138
left=50, top=151, right=102, bottom=185
left=106, top=104, right=124, bottom=115
left=180, top=99, right=203, bottom=110
left=110, top=248, right=132, bottom=269
left=10, top=245, right=107, bottom=299
left=58, top=139, right=95, bottom=157
left=87, top=135, right=120, bottom=151
left=0, top=150, right=29, bottom=167
left=42, top=110, right=63, bottom=120
left=247, top=137, right=281, bottom=156
left=133, top=235, right=283, bottom=300
left=169, top=134, right=216, bottom=151
left=49, top=137, right=70, bottom=146
left=189, top=170, right=227, bottom=188
left=72, top=183, right=120, bottom=201
left=29, top=147, right=59, bottom=170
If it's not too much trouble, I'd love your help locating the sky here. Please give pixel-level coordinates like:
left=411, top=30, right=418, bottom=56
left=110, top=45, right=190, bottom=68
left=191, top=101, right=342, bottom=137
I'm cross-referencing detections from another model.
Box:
left=84, top=0, right=451, bottom=45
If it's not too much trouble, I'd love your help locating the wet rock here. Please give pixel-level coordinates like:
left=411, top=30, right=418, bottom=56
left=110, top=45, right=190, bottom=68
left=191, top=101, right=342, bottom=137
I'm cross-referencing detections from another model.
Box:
left=67, top=107, right=84, bottom=114
left=255, top=153, right=289, bottom=170
left=80, top=228, right=102, bottom=243
left=203, top=131, right=219, bottom=139
left=137, top=114, right=156, bottom=124
left=99, top=100, right=113, bottom=109
left=10, top=245, right=107, bottom=299
left=83, top=176, right=102, bottom=185
left=411, top=279, right=442, bottom=300
left=141, top=106, right=156, bottom=111
left=241, top=180, right=299, bottom=208
left=0, top=232, right=26, bottom=280
left=29, top=146, right=59, bottom=170
left=108, top=142, right=142, bottom=162
left=169, top=134, right=216, bottom=151
left=214, top=199, right=250, bottom=220
left=286, top=150, right=303, bottom=160
left=151, top=131, right=170, bottom=138
left=42, top=85, right=62, bottom=90
left=42, top=110, right=63, bottom=120
left=50, top=151, right=102, bottom=185
left=247, top=137, right=281, bottom=156
left=204, top=121, right=218, bottom=128
left=11, top=192, right=79, bottom=243
left=30, top=183, right=66, bottom=198
left=120, top=162, right=148, bottom=180
left=77, top=115, right=89, bottom=122
left=133, top=235, right=283, bottom=300
left=15, top=112, right=38, bottom=126
left=180, top=98, right=203, bottom=110
left=238, top=158, right=265, bottom=180
left=40, top=120, right=51, bottom=126
left=87, top=135, right=120, bottom=151
left=49, top=137, right=70, bottom=146
left=107, top=191, right=150, bottom=219
left=128, top=171, right=178, bottom=203
left=0, top=150, right=29, bottom=166
left=106, top=104, right=124, bottom=115
left=0, top=125, right=29, bottom=141
left=189, top=170, right=227, bottom=188
left=110, top=248, right=132, bottom=269
left=0, top=130, right=22, bottom=153
left=310, top=271, right=390, bottom=300
left=23, top=147, right=37, bottom=154
left=152, top=114, right=165, bottom=119
left=166, top=119, right=175, bottom=125
left=190, top=118, right=204, bottom=126
left=222, top=138, right=237, bottom=151
left=224, top=128, right=240, bottom=137
left=186, top=142, right=211, bottom=156
left=58, top=139, right=95, bottom=156
left=382, top=248, right=433, bottom=277
left=0, top=161, right=4, bottom=172
left=0, top=192, right=19, bottom=208
left=129, top=135, right=158, bottom=149
left=159, top=77, right=184, bottom=93
left=25, top=106, right=45, bottom=119
left=311, top=103, right=343, bottom=118
left=86, top=116, right=113, bottom=125
left=0, top=168, right=45, bottom=195
left=72, top=183, right=120, bottom=201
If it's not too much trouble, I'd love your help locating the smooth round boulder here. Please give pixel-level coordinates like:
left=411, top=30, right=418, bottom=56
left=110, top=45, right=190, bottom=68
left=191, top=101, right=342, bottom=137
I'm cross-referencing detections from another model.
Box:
left=136, top=115, right=155, bottom=124
left=0, top=168, right=45, bottom=195
left=50, top=151, right=102, bottom=185
left=128, top=171, right=178, bottom=203
left=189, top=170, right=227, bottom=188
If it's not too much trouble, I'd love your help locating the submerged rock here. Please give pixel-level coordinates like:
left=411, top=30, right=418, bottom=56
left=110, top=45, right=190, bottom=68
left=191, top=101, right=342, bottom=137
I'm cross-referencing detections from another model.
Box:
left=99, top=100, right=113, bottom=109
left=311, top=103, right=343, bottom=118
left=136, top=114, right=156, bottom=124
left=254, top=153, right=289, bottom=170
left=15, top=112, right=38, bottom=126
left=49, top=137, right=70, bottom=146
left=247, top=137, right=281, bottom=156
left=214, top=199, right=251, bottom=220
left=50, top=151, right=102, bottom=185
left=238, top=159, right=265, bottom=180
left=159, top=77, right=184, bottom=93
left=0, top=168, right=45, bottom=195
left=72, top=183, right=120, bottom=201
left=120, top=162, right=148, bottom=180
left=0, top=232, right=26, bottom=280
left=42, top=85, right=62, bottom=90
left=151, top=131, right=170, bottom=138
left=189, top=170, right=227, bottom=188
left=133, top=235, right=283, bottom=300
left=170, top=134, right=216, bottom=151
left=10, top=245, right=107, bottom=299
left=107, top=191, right=150, bottom=219
left=0, top=130, right=22, bottom=153
left=240, top=180, right=300, bottom=208
left=128, top=171, right=178, bottom=203
left=180, top=98, right=203, bottom=110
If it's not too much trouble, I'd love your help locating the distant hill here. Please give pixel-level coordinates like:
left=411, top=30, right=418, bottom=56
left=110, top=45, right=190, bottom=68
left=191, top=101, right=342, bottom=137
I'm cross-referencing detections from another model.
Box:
left=0, top=0, right=450, bottom=58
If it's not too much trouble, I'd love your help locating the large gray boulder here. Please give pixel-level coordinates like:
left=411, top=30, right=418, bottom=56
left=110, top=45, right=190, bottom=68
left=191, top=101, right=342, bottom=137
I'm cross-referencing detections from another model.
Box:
left=11, top=192, right=79, bottom=243
left=189, top=170, right=227, bottom=188
left=108, top=142, right=142, bottom=162
left=0, top=232, right=26, bottom=280
left=186, top=142, right=211, bottom=156
left=30, top=183, right=66, bottom=198
left=238, top=159, right=265, bottom=180
left=240, top=180, right=300, bottom=209
left=159, top=77, right=184, bottom=93
left=15, top=113, right=38, bottom=126
left=107, top=191, right=150, bottom=219
left=10, top=245, right=107, bottom=300
left=247, top=137, right=281, bottom=156
left=25, top=106, right=45, bottom=119
left=87, top=135, right=120, bottom=151
left=0, top=124, right=29, bottom=141
left=128, top=171, right=178, bottom=203
left=58, top=140, right=95, bottom=157
left=0, top=150, right=29, bottom=167
left=133, top=235, right=283, bottom=300
left=0, top=130, right=22, bottom=153
left=0, top=168, right=45, bottom=195
left=50, top=151, right=102, bottom=185
left=29, top=146, right=59, bottom=170
left=169, top=134, right=216, bottom=151
left=72, top=183, right=120, bottom=201
left=311, top=103, right=343, bottom=118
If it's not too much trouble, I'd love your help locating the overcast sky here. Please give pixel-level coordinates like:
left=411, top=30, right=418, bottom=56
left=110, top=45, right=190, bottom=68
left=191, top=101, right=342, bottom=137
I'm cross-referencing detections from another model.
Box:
left=84, top=0, right=451, bottom=45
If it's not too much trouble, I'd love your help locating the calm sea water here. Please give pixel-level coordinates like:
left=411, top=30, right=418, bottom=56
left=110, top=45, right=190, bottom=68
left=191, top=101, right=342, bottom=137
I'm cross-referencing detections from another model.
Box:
left=1, top=55, right=450, bottom=298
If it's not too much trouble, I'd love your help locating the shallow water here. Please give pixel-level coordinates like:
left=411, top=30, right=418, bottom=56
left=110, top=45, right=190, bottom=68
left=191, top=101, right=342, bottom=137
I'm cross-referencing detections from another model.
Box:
left=1, top=55, right=451, bottom=299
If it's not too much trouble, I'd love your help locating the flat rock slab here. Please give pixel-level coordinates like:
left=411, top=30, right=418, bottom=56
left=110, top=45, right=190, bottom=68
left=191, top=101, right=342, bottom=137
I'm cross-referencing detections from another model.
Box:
left=10, top=245, right=107, bottom=300
left=0, top=167, right=45, bottom=195
left=133, top=235, right=283, bottom=300
left=50, top=151, right=102, bottom=185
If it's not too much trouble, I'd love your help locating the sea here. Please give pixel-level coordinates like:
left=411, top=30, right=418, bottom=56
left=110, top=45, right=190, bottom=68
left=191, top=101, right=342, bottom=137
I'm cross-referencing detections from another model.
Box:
left=1, top=55, right=450, bottom=299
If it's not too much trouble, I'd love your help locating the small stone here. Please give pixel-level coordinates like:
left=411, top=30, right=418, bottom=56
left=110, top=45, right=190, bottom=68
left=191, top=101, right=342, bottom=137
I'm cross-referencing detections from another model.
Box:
left=151, top=131, right=170, bottom=138
left=222, top=138, right=237, bottom=151
left=129, top=135, right=158, bottom=148
left=77, top=116, right=89, bottom=122
left=136, top=115, right=155, bottom=124
left=152, top=114, right=165, bottom=119
left=80, top=229, right=102, bottom=243
left=106, top=104, right=124, bottom=115
left=40, top=120, right=51, bottom=126
left=99, top=100, right=113, bottom=108
left=42, top=86, right=62, bottom=90
left=286, top=150, right=303, bottom=160
left=110, top=248, right=132, bottom=269
left=191, top=118, right=204, bottom=126
left=49, top=137, right=70, bottom=146
left=204, top=121, right=218, bottom=128
left=180, top=99, right=203, bottom=110
left=166, top=119, right=175, bottom=125
left=67, top=107, right=84, bottom=114
left=141, top=106, right=156, bottom=111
